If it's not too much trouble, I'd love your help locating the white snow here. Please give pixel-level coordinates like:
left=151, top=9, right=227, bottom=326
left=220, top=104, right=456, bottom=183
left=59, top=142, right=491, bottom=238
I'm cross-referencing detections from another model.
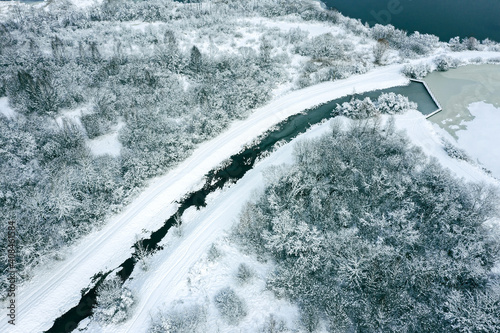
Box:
left=87, top=122, right=124, bottom=157
left=2, top=51, right=500, bottom=333
left=455, top=102, right=500, bottom=178
left=67, top=0, right=101, bottom=9
left=0, top=97, right=16, bottom=119
left=394, top=110, right=496, bottom=184
left=124, top=21, right=166, bottom=33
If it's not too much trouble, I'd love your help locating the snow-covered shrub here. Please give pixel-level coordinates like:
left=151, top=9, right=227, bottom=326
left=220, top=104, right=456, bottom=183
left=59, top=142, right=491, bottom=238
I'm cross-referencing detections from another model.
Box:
left=335, top=97, right=378, bottom=119
left=371, top=24, right=402, bottom=42
left=207, top=243, right=222, bottom=262
left=295, top=33, right=347, bottom=60
left=376, top=92, right=417, bottom=114
left=235, top=263, right=254, bottom=284
left=400, top=32, right=440, bottom=58
left=449, top=37, right=466, bottom=51
left=488, top=57, right=500, bottom=64
left=434, top=55, right=460, bottom=72
left=134, top=237, right=150, bottom=271
left=401, top=62, right=431, bottom=79
left=334, top=93, right=415, bottom=119
left=373, top=40, right=389, bottom=64
left=295, top=74, right=312, bottom=89
left=464, top=37, right=480, bottom=51
left=449, top=36, right=481, bottom=52
left=481, top=38, right=500, bottom=52
left=213, top=287, right=247, bottom=325
left=93, top=276, right=136, bottom=324
left=442, top=139, right=471, bottom=162
left=372, top=24, right=439, bottom=58
left=312, top=61, right=369, bottom=84
left=284, top=27, right=309, bottom=45
left=81, top=113, right=112, bottom=139
left=149, top=304, right=207, bottom=333
left=470, top=57, right=484, bottom=64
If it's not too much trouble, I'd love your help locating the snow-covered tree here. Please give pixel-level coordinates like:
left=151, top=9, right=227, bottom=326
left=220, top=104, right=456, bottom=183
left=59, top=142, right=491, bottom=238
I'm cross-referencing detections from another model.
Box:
left=213, top=287, right=247, bottom=325
left=149, top=304, right=207, bottom=333
left=93, top=276, right=136, bottom=324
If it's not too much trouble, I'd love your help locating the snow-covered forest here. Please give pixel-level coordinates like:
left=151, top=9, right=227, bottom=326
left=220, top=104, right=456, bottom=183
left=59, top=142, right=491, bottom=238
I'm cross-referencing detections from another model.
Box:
left=1, top=0, right=370, bottom=293
left=1, top=0, right=500, bottom=332
left=1, top=0, right=476, bottom=296
left=232, top=118, right=500, bottom=332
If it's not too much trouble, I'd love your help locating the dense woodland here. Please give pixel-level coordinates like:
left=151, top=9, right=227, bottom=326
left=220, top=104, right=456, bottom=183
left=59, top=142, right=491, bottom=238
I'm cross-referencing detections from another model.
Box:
left=232, top=116, right=500, bottom=332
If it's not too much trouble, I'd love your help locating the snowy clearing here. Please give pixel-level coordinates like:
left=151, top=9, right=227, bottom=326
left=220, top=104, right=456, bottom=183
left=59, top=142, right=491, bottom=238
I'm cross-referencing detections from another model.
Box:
left=0, top=97, right=16, bottom=119
left=87, top=122, right=125, bottom=157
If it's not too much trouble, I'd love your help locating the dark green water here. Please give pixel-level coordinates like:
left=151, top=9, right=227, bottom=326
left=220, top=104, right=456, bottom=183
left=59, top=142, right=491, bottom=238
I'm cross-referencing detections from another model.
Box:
left=324, top=0, right=500, bottom=42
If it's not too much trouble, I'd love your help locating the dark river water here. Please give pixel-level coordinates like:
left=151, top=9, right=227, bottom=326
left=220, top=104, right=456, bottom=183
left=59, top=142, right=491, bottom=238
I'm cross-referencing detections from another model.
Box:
left=10, top=0, right=500, bottom=42
left=323, top=0, right=500, bottom=42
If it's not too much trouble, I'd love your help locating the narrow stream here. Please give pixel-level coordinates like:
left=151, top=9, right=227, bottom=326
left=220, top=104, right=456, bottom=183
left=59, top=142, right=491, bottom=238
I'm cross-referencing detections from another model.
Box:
left=45, top=80, right=436, bottom=332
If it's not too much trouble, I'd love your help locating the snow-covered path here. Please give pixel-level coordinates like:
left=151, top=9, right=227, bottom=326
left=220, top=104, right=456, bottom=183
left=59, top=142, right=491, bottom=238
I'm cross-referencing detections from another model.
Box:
left=3, top=51, right=499, bottom=333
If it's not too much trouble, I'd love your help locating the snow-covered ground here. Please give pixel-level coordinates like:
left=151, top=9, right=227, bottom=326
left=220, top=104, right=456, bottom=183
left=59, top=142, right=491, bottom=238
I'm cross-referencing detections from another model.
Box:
left=54, top=105, right=88, bottom=131
left=87, top=122, right=125, bottom=157
left=0, top=97, right=16, bottom=119
left=455, top=102, right=500, bottom=178
left=397, top=110, right=496, bottom=184
left=2, top=51, right=500, bottom=333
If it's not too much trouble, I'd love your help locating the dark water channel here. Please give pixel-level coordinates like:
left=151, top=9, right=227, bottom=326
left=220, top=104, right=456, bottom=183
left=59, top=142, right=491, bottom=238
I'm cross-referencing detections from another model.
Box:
left=46, top=81, right=436, bottom=332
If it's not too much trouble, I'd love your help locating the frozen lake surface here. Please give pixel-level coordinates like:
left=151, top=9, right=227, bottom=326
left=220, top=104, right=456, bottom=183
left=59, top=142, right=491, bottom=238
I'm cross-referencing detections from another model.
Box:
left=324, top=0, right=500, bottom=42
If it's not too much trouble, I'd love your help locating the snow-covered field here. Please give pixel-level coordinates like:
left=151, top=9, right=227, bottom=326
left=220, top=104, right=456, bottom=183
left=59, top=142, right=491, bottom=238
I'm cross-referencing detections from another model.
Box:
left=455, top=102, right=500, bottom=178
left=0, top=97, right=16, bottom=119
left=2, top=50, right=500, bottom=333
